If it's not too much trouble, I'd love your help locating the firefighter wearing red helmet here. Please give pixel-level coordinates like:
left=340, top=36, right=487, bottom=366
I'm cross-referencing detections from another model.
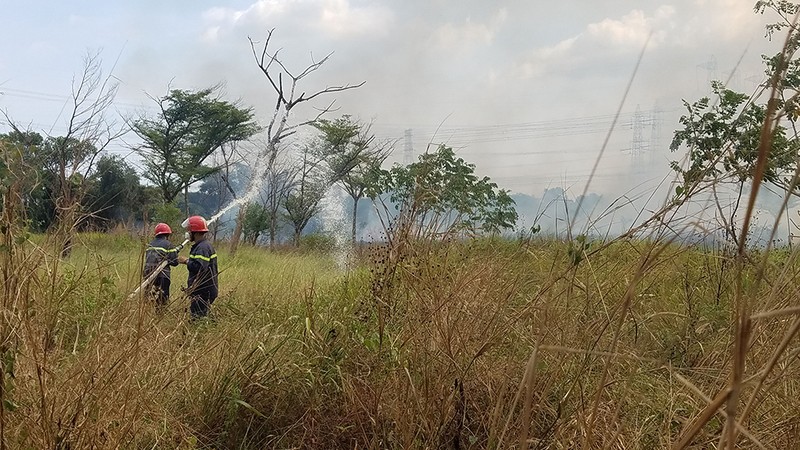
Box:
left=144, top=223, right=179, bottom=309
left=178, top=215, right=218, bottom=319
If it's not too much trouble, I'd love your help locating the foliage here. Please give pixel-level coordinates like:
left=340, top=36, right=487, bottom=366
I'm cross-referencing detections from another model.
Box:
left=298, top=232, right=335, bottom=252
left=314, top=115, right=391, bottom=241
left=149, top=202, right=183, bottom=233
left=313, top=116, right=368, bottom=182
left=84, top=155, right=147, bottom=228
left=0, top=131, right=105, bottom=232
left=133, top=87, right=259, bottom=205
left=371, top=145, right=518, bottom=234
left=242, top=202, right=271, bottom=245
left=755, top=1, right=800, bottom=38
left=283, top=146, right=328, bottom=246
left=670, top=81, right=795, bottom=195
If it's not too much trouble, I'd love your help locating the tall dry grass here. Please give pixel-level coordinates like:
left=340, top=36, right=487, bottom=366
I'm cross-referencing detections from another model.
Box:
left=1, top=213, right=800, bottom=448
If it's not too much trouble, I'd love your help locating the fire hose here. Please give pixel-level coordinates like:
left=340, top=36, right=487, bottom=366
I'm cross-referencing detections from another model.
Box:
left=126, top=237, right=190, bottom=301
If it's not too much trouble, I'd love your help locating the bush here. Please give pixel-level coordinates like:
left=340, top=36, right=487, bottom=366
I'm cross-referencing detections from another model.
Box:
left=149, top=202, right=183, bottom=233
left=299, top=233, right=335, bottom=253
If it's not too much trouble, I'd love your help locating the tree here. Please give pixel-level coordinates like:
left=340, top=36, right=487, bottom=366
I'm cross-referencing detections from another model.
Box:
left=0, top=131, right=55, bottom=231
left=0, top=131, right=50, bottom=231
left=227, top=29, right=364, bottom=254
left=263, top=163, right=295, bottom=247
left=283, top=146, right=327, bottom=246
left=671, top=82, right=794, bottom=188
left=132, top=87, right=259, bottom=212
left=313, top=116, right=392, bottom=241
left=667, top=1, right=800, bottom=246
left=84, top=155, right=146, bottom=229
left=670, top=81, right=798, bottom=242
left=241, top=202, right=270, bottom=245
left=371, top=145, right=518, bottom=237
left=4, top=53, right=124, bottom=254
left=49, top=54, right=124, bottom=242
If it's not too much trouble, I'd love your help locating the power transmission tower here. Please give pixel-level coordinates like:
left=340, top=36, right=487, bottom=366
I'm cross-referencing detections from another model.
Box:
left=622, top=105, right=648, bottom=161
left=403, top=129, right=413, bottom=165
left=649, top=105, right=662, bottom=155
left=631, top=105, right=645, bottom=159
left=622, top=104, right=661, bottom=165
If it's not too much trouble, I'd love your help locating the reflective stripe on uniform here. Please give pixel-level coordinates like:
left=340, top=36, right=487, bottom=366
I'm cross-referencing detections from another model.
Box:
left=147, top=246, right=177, bottom=252
left=189, top=253, right=217, bottom=262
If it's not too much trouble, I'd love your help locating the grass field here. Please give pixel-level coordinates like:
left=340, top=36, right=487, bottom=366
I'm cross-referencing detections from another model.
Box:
left=1, top=229, right=799, bottom=449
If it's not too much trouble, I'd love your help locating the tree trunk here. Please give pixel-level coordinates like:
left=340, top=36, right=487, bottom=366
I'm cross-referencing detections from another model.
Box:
left=351, top=195, right=359, bottom=243
left=294, top=228, right=302, bottom=247
left=269, top=214, right=277, bottom=249
left=229, top=207, right=245, bottom=255
left=57, top=184, right=76, bottom=258
left=183, top=185, right=190, bottom=217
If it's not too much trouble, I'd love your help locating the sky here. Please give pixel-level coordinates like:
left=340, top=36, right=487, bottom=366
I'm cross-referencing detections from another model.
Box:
left=0, top=0, right=788, bottom=205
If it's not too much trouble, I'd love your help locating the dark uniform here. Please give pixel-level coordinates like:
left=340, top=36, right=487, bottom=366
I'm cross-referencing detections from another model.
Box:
left=144, top=236, right=179, bottom=307
left=186, top=239, right=218, bottom=318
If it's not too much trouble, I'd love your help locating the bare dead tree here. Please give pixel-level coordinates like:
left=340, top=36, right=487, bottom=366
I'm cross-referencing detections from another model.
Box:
left=210, top=141, right=249, bottom=240
left=229, top=29, right=365, bottom=253
left=5, top=51, right=125, bottom=256
left=55, top=52, right=125, bottom=255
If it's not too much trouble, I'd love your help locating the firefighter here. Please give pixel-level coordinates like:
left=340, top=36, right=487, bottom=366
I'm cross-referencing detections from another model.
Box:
left=178, top=215, right=218, bottom=319
left=144, top=223, right=179, bottom=309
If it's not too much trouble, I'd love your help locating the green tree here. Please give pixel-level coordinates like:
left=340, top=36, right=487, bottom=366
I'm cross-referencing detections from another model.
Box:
left=669, top=0, right=800, bottom=242
left=283, top=147, right=327, bottom=246
left=0, top=130, right=54, bottom=231
left=0, top=131, right=100, bottom=233
left=313, top=116, right=391, bottom=242
left=670, top=81, right=794, bottom=191
left=133, top=87, right=259, bottom=212
left=242, top=202, right=270, bottom=245
left=371, top=145, right=518, bottom=236
left=85, top=155, right=146, bottom=229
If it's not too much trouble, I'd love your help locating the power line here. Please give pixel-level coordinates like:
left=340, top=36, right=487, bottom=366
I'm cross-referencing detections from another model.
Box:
left=372, top=107, right=681, bottom=148
left=0, top=86, right=159, bottom=112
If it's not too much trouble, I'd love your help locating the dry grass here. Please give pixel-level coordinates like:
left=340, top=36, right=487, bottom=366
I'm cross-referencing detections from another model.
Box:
left=1, top=224, right=799, bottom=448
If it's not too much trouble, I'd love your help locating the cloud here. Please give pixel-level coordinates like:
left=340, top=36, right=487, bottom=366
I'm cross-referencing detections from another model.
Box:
left=513, top=6, right=678, bottom=80
left=315, top=0, right=393, bottom=38
left=202, top=26, right=221, bottom=43
left=678, top=0, right=765, bottom=46
left=201, top=0, right=392, bottom=42
left=433, top=8, right=508, bottom=52
left=203, top=1, right=290, bottom=25
left=513, top=36, right=578, bottom=79
left=586, top=5, right=674, bottom=47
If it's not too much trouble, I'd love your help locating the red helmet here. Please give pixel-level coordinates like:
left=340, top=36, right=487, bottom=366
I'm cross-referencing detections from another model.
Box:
left=154, top=223, right=172, bottom=236
left=186, top=215, right=209, bottom=233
